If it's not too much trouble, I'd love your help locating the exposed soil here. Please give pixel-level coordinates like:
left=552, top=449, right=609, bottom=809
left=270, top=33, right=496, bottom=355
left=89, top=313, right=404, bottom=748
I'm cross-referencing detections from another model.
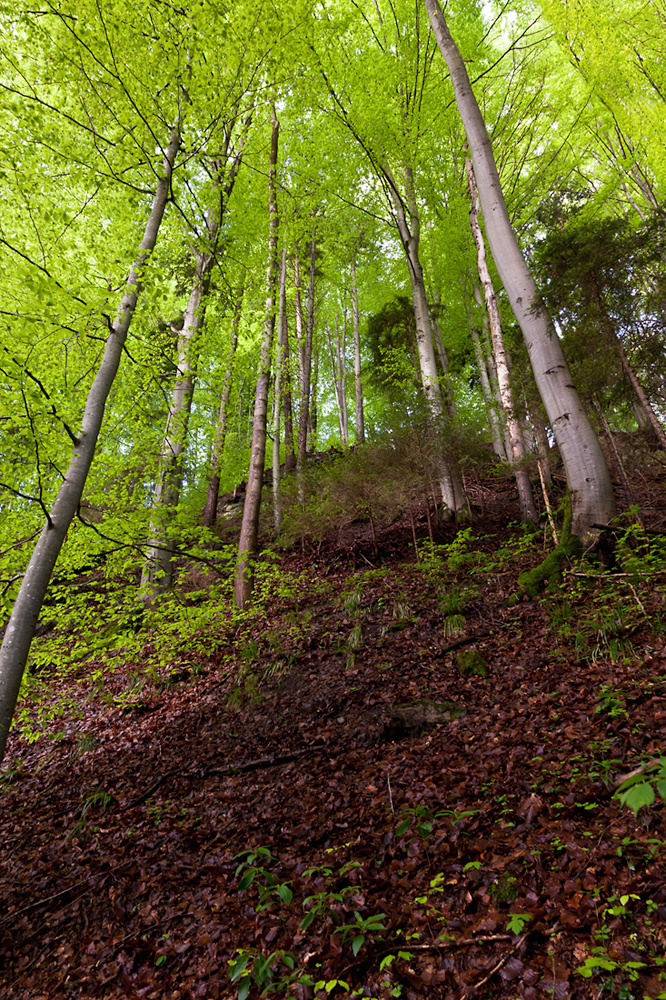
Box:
left=1, top=449, right=666, bottom=1000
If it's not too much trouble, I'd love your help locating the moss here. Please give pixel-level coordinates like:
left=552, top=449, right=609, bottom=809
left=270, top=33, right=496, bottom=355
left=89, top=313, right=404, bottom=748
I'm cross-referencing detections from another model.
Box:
left=514, top=494, right=582, bottom=601
left=455, top=649, right=487, bottom=677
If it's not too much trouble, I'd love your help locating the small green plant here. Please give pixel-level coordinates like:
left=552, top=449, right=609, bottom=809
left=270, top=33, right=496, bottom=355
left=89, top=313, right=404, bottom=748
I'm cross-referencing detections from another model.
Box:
left=337, top=911, right=387, bottom=956
left=314, top=978, right=351, bottom=996
left=596, top=685, right=628, bottom=718
left=228, top=947, right=307, bottom=999
left=300, top=885, right=357, bottom=931
left=235, top=847, right=293, bottom=910
left=396, top=804, right=476, bottom=841
left=506, top=912, right=532, bottom=935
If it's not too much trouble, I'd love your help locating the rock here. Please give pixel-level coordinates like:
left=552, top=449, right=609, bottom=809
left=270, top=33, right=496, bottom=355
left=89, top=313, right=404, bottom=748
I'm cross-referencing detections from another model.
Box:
left=384, top=699, right=466, bottom=740
left=455, top=649, right=487, bottom=677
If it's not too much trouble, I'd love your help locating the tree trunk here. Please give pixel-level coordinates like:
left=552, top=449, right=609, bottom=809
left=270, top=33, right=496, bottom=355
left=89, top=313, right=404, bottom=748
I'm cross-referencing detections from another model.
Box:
left=386, top=160, right=465, bottom=515
left=280, top=257, right=296, bottom=472
left=425, top=0, right=615, bottom=536
left=140, top=262, right=210, bottom=596
left=309, top=347, right=319, bottom=453
left=294, top=250, right=305, bottom=388
left=141, top=124, right=249, bottom=595
left=327, top=314, right=348, bottom=448
left=203, top=287, right=244, bottom=527
left=297, top=231, right=317, bottom=468
left=589, top=282, right=666, bottom=453
left=0, top=124, right=181, bottom=766
left=466, top=157, right=537, bottom=524
left=272, top=251, right=287, bottom=533
left=234, top=106, right=280, bottom=609
left=470, top=324, right=507, bottom=460
left=351, top=261, right=365, bottom=444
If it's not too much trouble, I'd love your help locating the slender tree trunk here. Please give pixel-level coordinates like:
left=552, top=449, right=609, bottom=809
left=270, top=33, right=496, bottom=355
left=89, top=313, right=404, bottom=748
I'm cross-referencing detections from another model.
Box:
left=470, top=325, right=507, bottom=460
left=339, top=310, right=348, bottom=446
left=234, top=106, right=280, bottom=609
left=140, top=261, right=210, bottom=595
left=589, top=283, right=666, bottom=452
left=386, top=161, right=465, bottom=515
left=466, top=158, right=537, bottom=524
left=203, top=287, right=244, bottom=527
left=351, top=261, right=365, bottom=444
left=280, top=257, right=296, bottom=472
left=468, top=283, right=509, bottom=459
left=0, top=124, right=181, bottom=766
left=297, top=231, right=317, bottom=468
left=426, top=0, right=615, bottom=535
left=141, top=125, right=249, bottom=594
left=309, top=347, right=319, bottom=453
left=294, top=251, right=305, bottom=388
left=327, top=315, right=349, bottom=448
left=272, top=252, right=287, bottom=533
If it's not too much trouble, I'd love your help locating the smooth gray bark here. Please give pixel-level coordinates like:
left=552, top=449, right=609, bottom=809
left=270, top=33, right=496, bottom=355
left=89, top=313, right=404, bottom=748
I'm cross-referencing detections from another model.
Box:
left=273, top=251, right=287, bottom=533
left=470, top=324, right=507, bottom=460
left=234, top=106, right=279, bottom=609
left=466, top=158, right=537, bottom=523
left=0, top=125, right=181, bottom=766
left=327, top=313, right=348, bottom=448
left=425, top=0, right=615, bottom=535
left=280, top=261, right=295, bottom=473
left=351, top=261, right=365, bottom=444
left=296, top=232, right=317, bottom=469
left=386, top=161, right=465, bottom=514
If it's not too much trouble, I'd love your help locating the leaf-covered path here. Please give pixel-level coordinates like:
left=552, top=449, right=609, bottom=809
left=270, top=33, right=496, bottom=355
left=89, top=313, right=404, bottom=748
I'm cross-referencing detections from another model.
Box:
left=1, top=460, right=666, bottom=1000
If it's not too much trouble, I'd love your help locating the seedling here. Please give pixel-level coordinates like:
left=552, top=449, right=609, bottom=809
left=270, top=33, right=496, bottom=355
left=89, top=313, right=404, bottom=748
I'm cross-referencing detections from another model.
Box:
left=337, top=911, right=387, bottom=956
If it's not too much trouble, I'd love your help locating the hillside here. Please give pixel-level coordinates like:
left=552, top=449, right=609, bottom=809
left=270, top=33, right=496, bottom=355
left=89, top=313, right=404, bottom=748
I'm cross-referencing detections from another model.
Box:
left=1, top=444, right=666, bottom=1000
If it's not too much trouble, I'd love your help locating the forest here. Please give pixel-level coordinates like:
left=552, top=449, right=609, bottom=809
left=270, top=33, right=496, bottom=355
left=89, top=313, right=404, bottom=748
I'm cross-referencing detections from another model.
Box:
left=0, top=0, right=666, bottom=997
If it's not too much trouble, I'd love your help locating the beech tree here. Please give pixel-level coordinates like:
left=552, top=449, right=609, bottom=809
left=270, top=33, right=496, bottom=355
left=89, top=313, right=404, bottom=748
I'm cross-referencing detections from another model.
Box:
left=235, top=105, right=280, bottom=609
left=425, top=0, right=616, bottom=536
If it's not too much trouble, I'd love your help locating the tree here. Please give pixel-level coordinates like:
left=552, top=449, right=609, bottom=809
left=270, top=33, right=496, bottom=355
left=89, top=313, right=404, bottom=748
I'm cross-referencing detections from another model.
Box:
left=0, top=123, right=182, bottom=764
left=235, top=105, right=280, bottom=609
left=140, top=115, right=251, bottom=598
left=425, top=0, right=616, bottom=536
left=466, top=157, right=537, bottom=523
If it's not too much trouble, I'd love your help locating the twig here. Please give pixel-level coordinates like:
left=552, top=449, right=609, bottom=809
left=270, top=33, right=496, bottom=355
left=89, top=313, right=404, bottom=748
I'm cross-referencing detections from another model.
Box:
left=462, top=932, right=528, bottom=996
left=439, top=631, right=490, bottom=654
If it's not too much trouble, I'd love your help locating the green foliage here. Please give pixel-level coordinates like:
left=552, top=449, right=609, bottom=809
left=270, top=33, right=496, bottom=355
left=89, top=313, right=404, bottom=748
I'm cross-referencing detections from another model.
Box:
left=234, top=848, right=294, bottom=910
left=337, top=911, right=387, bottom=956
left=229, top=947, right=306, bottom=1000
left=614, top=758, right=666, bottom=815
left=506, top=913, right=531, bottom=935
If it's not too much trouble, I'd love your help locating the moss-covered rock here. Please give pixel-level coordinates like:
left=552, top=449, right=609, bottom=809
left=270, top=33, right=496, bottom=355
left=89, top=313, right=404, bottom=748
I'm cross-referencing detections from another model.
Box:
left=384, top=699, right=466, bottom=740
left=455, top=649, right=487, bottom=677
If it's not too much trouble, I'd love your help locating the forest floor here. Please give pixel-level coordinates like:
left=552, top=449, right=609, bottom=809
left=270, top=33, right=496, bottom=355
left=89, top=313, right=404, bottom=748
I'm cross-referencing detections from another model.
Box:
left=1, top=442, right=666, bottom=1000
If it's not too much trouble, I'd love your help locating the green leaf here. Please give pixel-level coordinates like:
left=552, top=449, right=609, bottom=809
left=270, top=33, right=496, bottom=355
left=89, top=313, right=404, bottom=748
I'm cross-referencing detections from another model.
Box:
left=396, top=818, right=410, bottom=836
left=351, top=934, right=365, bottom=956
left=506, top=913, right=532, bottom=935
left=618, top=781, right=655, bottom=814
left=238, top=979, right=251, bottom=1000
left=238, top=870, right=256, bottom=891
left=277, top=884, right=293, bottom=904
left=229, top=953, right=251, bottom=982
